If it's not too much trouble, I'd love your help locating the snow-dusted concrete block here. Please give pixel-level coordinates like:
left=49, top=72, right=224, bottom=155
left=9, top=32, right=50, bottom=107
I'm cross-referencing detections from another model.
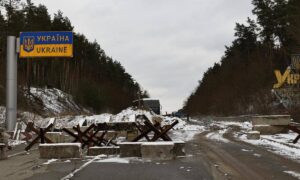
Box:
left=151, top=116, right=163, bottom=124
left=252, top=125, right=288, bottom=135
left=252, top=115, right=291, bottom=126
left=173, top=141, right=185, bottom=156
left=46, top=132, right=65, bottom=143
left=119, top=142, right=142, bottom=157
left=141, top=142, right=175, bottom=160
left=39, top=143, right=82, bottom=159
left=0, top=143, right=7, bottom=160
left=247, top=131, right=260, bottom=140
left=105, top=131, right=118, bottom=140
left=48, top=132, right=75, bottom=143
left=63, top=134, right=75, bottom=143
left=88, top=146, right=120, bottom=156
left=126, top=130, right=138, bottom=141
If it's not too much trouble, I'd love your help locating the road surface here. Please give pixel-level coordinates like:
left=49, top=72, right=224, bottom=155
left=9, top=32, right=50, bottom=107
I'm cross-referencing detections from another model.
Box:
left=1, top=124, right=300, bottom=180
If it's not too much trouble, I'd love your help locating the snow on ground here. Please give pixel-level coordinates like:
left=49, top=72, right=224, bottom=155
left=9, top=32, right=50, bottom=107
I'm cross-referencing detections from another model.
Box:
left=61, top=155, right=104, bottom=180
left=43, top=159, right=58, bottom=165
left=23, top=87, right=89, bottom=116
left=112, top=108, right=151, bottom=122
left=238, top=133, right=300, bottom=162
left=0, top=86, right=89, bottom=124
left=29, top=87, right=82, bottom=115
left=161, top=116, right=206, bottom=141
left=203, top=120, right=252, bottom=143
left=2, top=106, right=205, bottom=144
left=34, top=107, right=150, bottom=129
left=284, top=171, right=300, bottom=179
left=8, top=139, right=26, bottom=147
left=262, top=133, right=300, bottom=149
left=209, top=120, right=300, bottom=162
left=33, top=107, right=205, bottom=141
left=206, top=129, right=229, bottom=143
left=203, top=120, right=300, bottom=163
left=95, top=157, right=130, bottom=164
left=210, top=121, right=252, bottom=131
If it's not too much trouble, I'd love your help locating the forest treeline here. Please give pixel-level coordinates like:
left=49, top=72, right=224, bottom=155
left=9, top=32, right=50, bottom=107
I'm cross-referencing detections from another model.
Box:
left=184, top=0, right=300, bottom=116
left=0, top=0, right=148, bottom=114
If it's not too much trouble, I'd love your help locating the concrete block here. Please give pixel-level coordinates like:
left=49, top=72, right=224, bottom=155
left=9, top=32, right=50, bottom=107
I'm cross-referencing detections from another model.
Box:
left=119, top=142, right=142, bottom=157
left=103, top=130, right=129, bottom=139
left=117, top=131, right=127, bottom=137
left=88, top=146, right=120, bottom=156
left=105, top=131, right=118, bottom=140
left=247, top=131, right=260, bottom=140
left=152, top=116, right=163, bottom=124
left=39, top=143, right=82, bottom=159
left=126, top=130, right=138, bottom=141
left=47, top=132, right=75, bottom=143
left=63, top=134, right=75, bottom=143
left=253, top=125, right=289, bottom=135
left=252, top=115, right=291, bottom=126
left=173, top=141, right=185, bottom=156
left=141, top=142, right=175, bottom=160
left=46, top=132, right=64, bottom=143
left=0, top=143, right=7, bottom=160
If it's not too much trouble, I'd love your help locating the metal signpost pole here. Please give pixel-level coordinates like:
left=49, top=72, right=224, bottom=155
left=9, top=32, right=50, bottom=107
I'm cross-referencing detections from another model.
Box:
left=6, top=36, right=17, bottom=131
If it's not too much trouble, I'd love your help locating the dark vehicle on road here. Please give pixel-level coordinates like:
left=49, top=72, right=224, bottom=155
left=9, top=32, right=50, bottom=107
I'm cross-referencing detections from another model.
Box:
left=173, top=109, right=187, bottom=118
left=133, top=98, right=161, bottom=115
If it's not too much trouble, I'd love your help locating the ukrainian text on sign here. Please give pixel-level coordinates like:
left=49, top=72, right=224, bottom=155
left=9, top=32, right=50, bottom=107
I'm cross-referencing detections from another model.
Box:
left=19, top=31, right=73, bottom=58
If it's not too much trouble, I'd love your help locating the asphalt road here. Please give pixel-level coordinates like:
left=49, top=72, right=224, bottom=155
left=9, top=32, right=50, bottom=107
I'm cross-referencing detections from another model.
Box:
left=1, top=125, right=300, bottom=180
left=68, top=130, right=300, bottom=180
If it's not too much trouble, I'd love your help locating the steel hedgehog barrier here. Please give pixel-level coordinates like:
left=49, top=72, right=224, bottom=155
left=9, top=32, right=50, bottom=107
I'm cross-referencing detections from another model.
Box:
left=24, top=114, right=180, bottom=151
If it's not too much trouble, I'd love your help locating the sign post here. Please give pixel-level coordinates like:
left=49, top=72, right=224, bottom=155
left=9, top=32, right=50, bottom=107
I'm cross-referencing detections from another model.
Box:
left=5, top=31, right=73, bottom=131
left=6, top=36, right=18, bottom=131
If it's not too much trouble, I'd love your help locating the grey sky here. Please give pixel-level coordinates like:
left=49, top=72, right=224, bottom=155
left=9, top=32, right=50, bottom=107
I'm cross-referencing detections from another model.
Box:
left=32, top=0, right=253, bottom=112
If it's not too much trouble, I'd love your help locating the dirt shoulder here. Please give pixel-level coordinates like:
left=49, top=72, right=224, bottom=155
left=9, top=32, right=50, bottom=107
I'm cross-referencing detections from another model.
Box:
left=195, top=126, right=300, bottom=180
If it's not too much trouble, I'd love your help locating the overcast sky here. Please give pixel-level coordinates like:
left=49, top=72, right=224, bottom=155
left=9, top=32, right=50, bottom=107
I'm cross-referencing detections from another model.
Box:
left=32, top=0, right=254, bottom=112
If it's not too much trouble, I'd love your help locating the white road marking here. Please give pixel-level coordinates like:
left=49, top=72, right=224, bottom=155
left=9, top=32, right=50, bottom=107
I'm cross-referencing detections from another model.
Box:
left=60, top=155, right=103, bottom=180
left=7, top=147, right=38, bottom=158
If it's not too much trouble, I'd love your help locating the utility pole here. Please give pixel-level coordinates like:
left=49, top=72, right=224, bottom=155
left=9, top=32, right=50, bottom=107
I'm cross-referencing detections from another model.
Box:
left=6, top=36, right=17, bottom=131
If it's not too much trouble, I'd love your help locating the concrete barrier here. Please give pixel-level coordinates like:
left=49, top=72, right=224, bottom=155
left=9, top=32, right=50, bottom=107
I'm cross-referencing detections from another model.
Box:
left=173, top=141, right=185, bottom=156
left=105, top=131, right=118, bottom=140
left=253, top=125, right=289, bottom=135
left=46, top=132, right=64, bottom=143
left=152, top=116, right=163, bottom=124
left=0, top=143, right=7, bottom=160
left=47, top=132, right=75, bottom=143
left=247, top=131, right=260, bottom=140
left=252, top=115, right=291, bottom=125
left=119, top=142, right=142, bottom=157
left=105, top=130, right=128, bottom=139
left=126, top=130, right=139, bottom=141
left=39, top=143, right=82, bottom=159
left=141, top=142, right=175, bottom=160
left=88, top=146, right=120, bottom=156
